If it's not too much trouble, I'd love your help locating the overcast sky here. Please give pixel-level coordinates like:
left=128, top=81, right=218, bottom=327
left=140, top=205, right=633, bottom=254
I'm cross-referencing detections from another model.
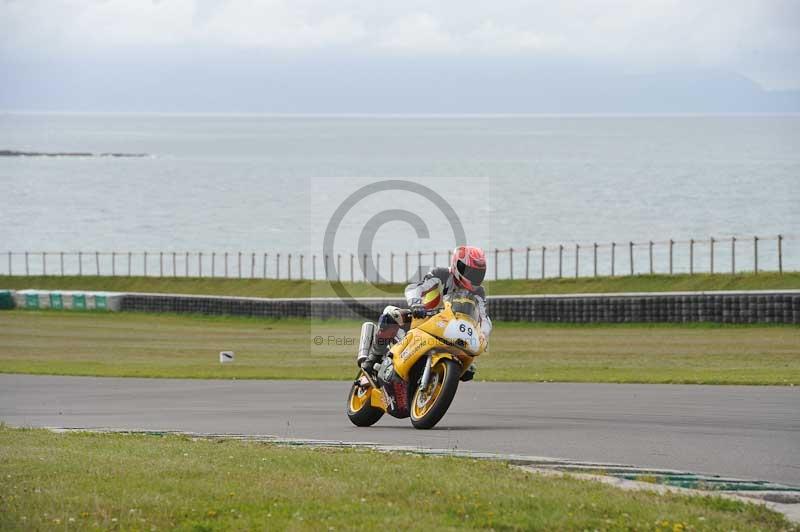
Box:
left=1, top=0, right=798, bottom=113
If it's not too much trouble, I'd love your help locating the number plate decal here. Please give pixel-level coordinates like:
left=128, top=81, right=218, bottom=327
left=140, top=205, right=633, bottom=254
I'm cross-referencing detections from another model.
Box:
left=443, top=319, right=480, bottom=352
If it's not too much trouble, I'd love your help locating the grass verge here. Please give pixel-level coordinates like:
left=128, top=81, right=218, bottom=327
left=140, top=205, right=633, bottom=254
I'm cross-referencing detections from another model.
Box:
left=0, top=426, right=794, bottom=531
left=2, top=271, right=799, bottom=298
left=1, top=310, right=798, bottom=384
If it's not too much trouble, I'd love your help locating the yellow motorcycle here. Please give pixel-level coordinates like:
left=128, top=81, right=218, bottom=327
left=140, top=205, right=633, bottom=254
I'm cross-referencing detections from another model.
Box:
left=346, top=292, right=486, bottom=430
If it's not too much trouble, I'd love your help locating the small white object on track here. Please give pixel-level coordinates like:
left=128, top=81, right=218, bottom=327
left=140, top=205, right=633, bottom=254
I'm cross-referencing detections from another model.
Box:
left=219, top=351, right=235, bottom=364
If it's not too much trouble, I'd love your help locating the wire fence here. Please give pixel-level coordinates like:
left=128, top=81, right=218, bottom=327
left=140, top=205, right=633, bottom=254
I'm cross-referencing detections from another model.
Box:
left=1, top=234, right=796, bottom=283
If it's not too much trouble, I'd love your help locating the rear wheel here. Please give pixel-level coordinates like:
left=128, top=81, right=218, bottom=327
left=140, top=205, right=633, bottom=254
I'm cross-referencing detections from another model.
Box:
left=346, top=375, right=384, bottom=427
left=410, top=358, right=460, bottom=429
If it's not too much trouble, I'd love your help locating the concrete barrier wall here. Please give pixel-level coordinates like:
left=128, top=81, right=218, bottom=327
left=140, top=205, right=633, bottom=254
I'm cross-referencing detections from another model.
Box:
left=487, top=291, right=800, bottom=324
left=4, top=288, right=797, bottom=323
left=9, top=290, right=123, bottom=311
left=119, top=293, right=404, bottom=321
left=118, top=290, right=800, bottom=324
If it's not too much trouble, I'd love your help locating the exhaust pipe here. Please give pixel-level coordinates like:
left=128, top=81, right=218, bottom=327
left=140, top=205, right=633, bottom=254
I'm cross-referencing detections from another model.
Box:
left=356, top=322, right=375, bottom=366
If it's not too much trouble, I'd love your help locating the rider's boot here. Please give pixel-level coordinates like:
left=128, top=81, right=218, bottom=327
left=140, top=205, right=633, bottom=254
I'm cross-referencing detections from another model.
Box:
left=360, top=306, right=404, bottom=376
left=360, top=336, right=388, bottom=376
left=460, top=362, right=477, bottom=382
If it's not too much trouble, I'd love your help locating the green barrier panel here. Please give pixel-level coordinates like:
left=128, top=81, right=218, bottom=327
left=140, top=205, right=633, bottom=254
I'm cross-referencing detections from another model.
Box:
left=50, top=293, right=63, bottom=310
left=72, top=294, right=86, bottom=310
left=25, top=294, right=40, bottom=309
left=95, top=295, right=107, bottom=310
left=0, top=291, right=13, bottom=310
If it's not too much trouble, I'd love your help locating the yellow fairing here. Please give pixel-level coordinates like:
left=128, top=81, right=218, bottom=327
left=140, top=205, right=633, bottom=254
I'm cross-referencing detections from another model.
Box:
left=390, top=302, right=481, bottom=380
left=369, top=388, right=386, bottom=410
left=390, top=328, right=444, bottom=381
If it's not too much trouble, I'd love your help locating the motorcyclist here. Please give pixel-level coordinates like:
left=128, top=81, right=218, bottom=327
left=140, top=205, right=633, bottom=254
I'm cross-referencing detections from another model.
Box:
left=361, top=245, right=491, bottom=381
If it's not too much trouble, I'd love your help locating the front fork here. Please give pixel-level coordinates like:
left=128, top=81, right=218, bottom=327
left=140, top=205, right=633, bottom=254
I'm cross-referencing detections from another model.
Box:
left=419, top=354, right=433, bottom=390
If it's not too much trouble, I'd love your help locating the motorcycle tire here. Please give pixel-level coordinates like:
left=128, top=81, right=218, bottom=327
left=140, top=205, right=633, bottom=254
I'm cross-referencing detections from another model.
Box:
left=410, top=358, right=460, bottom=430
left=346, top=377, right=384, bottom=427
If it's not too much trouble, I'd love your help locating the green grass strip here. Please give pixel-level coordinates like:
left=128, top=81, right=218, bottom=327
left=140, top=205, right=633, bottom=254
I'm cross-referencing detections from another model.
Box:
left=1, top=310, right=798, bottom=384
left=0, top=426, right=794, bottom=531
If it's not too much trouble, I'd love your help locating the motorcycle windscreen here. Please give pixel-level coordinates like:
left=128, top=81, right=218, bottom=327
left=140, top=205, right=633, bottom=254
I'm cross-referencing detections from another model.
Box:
left=449, top=296, right=480, bottom=323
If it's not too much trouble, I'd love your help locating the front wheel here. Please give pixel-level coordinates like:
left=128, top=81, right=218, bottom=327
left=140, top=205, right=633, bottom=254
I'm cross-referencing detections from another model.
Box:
left=346, top=375, right=384, bottom=427
left=410, top=358, right=460, bottom=429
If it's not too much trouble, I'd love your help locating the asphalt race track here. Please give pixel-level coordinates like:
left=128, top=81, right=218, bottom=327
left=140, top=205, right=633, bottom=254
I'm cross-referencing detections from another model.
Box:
left=2, top=374, right=798, bottom=486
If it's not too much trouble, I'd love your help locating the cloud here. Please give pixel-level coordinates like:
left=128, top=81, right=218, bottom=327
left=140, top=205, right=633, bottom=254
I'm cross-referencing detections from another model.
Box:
left=1, top=0, right=798, bottom=89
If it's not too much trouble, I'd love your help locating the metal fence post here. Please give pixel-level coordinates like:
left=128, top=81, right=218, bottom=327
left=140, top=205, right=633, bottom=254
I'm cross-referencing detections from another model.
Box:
left=574, top=244, right=579, bottom=278
left=778, top=234, right=783, bottom=274
left=25, top=251, right=29, bottom=275
left=60, top=252, right=65, bottom=276
left=611, top=242, right=615, bottom=277
left=541, top=246, right=546, bottom=280
left=494, top=248, right=499, bottom=280
left=128, top=252, right=132, bottom=276
left=710, top=237, right=715, bottom=274
left=211, top=253, right=215, bottom=278
left=199, top=252, right=203, bottom=277
left=42, top=252, right=46, bottom=276
left=669, top=239, right=674, bottom=274
left=251, top=252, right=256, bottom=278
left=238, top=252, right=242, bottom=279
left=173, top=252, right=177, bottom=278
left=558, top=245, right=563, bottom=278
left=338, top=254, right=343, bottom=282
left=263, top=253, right=268, bottom=278
left=95, top=251, right=100, bottom=276
left=324, top=254, right=329, bottom=280
left=185, top=252, right=189, bottom=277
left=159, top=252, right=163, bottom=277
left=7, top=251, right=11, bottom=276
left=433, top=251, right=437, bottom=268
left=390, top=252, right=394, bottom=283
left=300, top=254, right=304, bottom=280
left=112, top=252, right=116, bottom=276
left=509, top=248, right=514, bottom=279
left=648, top=241, right=654, bottom=274
left=731, top=237, right=736, bottom=274
left=276, top=253, right=280, bottom=279
left=312, top=255, right=316, bottom=280
left=593, top=243, right=598, bottom=277
left=628, top=241, right=634, bottom=276
left=405, top=252, right=409, bottom=282
left=418, top=251, right=422, bottom=281
left=224, top=252, right=229, bottom=278
left=689, top=239, right=694, bottom=275
left=525, top=246, right=530, bottom=279
left=363, top=253, right=368, bottom=282
left=376, top=253, right=381, bottom=284
left=79, top=251, right=83, bottom=276
left=143, top=252, right=147, bottom=277
left=348, top=254, right=352, bottom=283
left=754, top=236, right=758, bottom=274
left=288, top=254, right=292, bottom=280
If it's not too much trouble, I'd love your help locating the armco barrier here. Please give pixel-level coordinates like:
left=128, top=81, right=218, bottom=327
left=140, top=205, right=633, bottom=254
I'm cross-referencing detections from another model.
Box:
left=117, top=290, right=800, bottom=324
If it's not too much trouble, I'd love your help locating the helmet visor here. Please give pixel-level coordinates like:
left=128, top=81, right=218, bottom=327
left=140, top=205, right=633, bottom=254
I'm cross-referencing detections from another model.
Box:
left=456, top=261, right=486, bottom=286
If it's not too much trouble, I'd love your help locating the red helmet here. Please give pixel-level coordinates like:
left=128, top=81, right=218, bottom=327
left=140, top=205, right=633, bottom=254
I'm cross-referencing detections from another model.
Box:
left=450, top=245, right=486, bottom=291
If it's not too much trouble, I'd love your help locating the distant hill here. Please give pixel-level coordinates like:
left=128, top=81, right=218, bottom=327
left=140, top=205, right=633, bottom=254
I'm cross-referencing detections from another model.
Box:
left=1, top=53, right=798, bottom=114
